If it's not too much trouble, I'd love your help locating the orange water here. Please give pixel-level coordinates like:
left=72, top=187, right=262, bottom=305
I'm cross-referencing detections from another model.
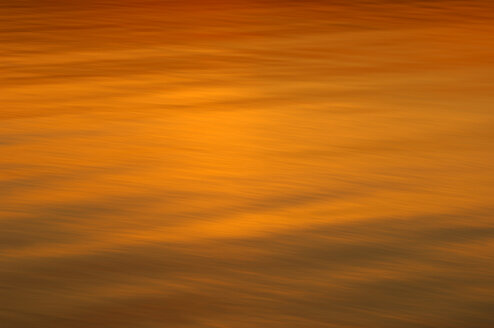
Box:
left=1, top=1, right=494, bottom=327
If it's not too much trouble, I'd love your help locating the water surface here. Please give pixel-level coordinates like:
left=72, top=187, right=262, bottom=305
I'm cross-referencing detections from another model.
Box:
left=1, top=1, right=494, bottom=327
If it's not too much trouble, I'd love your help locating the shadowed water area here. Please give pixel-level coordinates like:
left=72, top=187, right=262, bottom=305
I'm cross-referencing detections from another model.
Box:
left=1, top=0, right=494, bottom=327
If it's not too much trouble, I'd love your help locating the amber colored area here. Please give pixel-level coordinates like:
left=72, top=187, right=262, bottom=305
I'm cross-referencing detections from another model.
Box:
left=1, top=0, right=494, bottom=327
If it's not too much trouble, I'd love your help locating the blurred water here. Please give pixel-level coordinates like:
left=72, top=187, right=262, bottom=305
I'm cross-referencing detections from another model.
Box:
left=1, top=1, right=494, bottom=327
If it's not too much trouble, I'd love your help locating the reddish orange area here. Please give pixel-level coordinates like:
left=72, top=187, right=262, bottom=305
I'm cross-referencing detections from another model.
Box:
left=1, top=1, right=494, bottom=327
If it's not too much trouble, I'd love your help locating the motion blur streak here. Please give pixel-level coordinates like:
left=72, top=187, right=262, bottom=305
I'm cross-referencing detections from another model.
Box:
left=1, top=0, right=494, bottom=327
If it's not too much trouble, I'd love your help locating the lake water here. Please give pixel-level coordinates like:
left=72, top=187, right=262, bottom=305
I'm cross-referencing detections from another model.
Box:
left=1, top=1, right=494, bottom=327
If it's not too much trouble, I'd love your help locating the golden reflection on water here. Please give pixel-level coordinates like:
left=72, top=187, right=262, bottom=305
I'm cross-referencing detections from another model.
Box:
left=1, top=1, right=494, bottom=327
